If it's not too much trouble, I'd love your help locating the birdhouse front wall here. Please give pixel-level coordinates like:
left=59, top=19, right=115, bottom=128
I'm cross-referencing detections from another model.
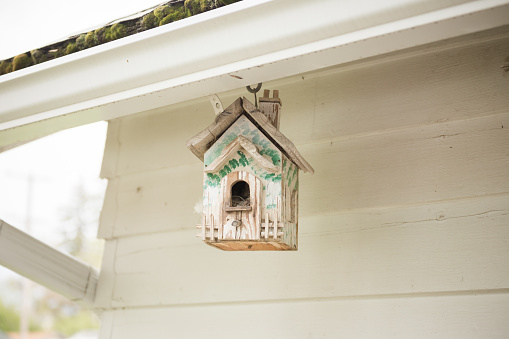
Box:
left=201, top=115, right=297, bottom=250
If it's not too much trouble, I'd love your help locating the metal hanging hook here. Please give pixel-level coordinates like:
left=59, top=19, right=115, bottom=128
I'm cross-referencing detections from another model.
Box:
left=246, top=83, right=262, bottom=108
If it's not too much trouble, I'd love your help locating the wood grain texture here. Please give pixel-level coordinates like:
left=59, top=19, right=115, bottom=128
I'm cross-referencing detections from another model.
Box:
left=99, top=292, right=509, bottom=339
left=186, top=98, right=245, bottom=161
left=205, top=135, right=279, bottom=173
left=242, top=97, right=314, bottom=174
left=99, top=34, right=509, bottom=178
left=95, top=32, right=509, bottom=338
left=98, top=194, right=509, bottom=308
left=219, top=171, right=261, bottom=241
left=98, top=113, right=509, bottom=239
left=258, top=91, right=281, bottom=129
left=98, top=164, right=203, bottom=239
left=299, top=113, right=509, bottom=216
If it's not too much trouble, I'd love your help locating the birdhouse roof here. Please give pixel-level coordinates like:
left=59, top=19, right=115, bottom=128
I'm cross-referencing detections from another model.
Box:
left=186, top=97, right=314, bottom=174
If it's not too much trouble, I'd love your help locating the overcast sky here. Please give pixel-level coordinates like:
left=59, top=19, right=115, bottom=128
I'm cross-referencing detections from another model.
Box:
left=0, top=0, right=165, bottom=60
left=0, top=0, right=169, bottom=239
left=0, top=0, right=168, bottom=283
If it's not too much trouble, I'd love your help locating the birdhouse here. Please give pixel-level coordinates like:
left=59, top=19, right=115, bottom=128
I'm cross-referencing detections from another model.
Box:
left=187, top=91, right=314, bottom=250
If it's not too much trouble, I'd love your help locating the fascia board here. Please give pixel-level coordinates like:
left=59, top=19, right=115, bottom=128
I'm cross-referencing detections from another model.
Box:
left=1, top=0, right=509, bottom=148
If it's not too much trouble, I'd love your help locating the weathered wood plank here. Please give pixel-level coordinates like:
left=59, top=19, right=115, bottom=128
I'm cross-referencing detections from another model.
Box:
left=99, top=292, right=509, bottom=339
left=99, top=113, right=509, bottom=238
left=299, top=112, right=509, bottom=216
left=101, top=35, right=509, bottom=177
left=101, top=194, right=509, bottom=308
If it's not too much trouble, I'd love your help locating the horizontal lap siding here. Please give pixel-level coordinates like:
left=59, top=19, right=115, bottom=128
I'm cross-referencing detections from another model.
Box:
left=100, top=293, right=509, bottom=339
left=100, top=34, right=509, bottom=178
left=96, top=31, right=509, bottom=338
left=99, top=113, right=509, bottom=237
left=103, top=194, right=509, bottom=308
left=300, top=113, right=509, bottom=215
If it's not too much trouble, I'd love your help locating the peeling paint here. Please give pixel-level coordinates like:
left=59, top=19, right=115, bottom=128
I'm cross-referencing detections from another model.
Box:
left=204, top=115, right=281, bottom=167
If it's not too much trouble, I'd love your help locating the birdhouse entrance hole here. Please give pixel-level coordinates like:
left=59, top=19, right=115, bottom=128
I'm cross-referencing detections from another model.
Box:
left=231, top=180, right=250, bottom=207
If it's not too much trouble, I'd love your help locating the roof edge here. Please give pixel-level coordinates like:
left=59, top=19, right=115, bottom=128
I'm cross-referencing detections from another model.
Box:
left=2, top=0, right=509, bottom=149
left=0, top=0, right=242, bottom=76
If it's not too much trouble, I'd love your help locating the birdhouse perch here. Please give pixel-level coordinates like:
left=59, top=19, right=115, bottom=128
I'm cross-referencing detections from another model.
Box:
left=186, top=91, right=313, bottom=251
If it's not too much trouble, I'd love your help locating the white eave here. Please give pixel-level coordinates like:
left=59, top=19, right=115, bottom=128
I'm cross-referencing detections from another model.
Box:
left=1, top=0, right=509, bottom=148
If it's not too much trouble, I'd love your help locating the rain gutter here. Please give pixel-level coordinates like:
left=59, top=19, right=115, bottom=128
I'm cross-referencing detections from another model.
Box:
left=1, top=0, right=509, bottom=148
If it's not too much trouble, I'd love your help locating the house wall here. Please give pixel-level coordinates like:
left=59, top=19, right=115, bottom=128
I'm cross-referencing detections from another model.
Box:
left=94, top=28, right=509, bottom=338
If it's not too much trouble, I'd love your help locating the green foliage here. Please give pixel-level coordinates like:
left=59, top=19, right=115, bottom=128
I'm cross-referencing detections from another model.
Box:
left=66, top=43, right=78, bottom=55
left=0, top=0, right=242, bottom=77
left=154, top=5, right=171, bottom=19
left=108, top=23, right=127, bottom=40
left=55, top=46, right=66, bottom=58
left=0, top=60, right=13, bottom=74
left=85, top=31, right=96, bottom=48
left=12, top=53, right=32, bottom=71
left=184, top=0, right=238, bottom=14
left=159, top=15, right=172, bottom=26
left=30, top=49, right=47, bottom=64
left=199, top=0, right=217, bottom=12
left=142, top=12, right=159, bottom=29
left=53, top=310, right=99, bottom=337
left=94, top=27, right=108, bottom=44
left=0, top=299, right=19, bottom=332
left=159, top=4, right=191, bottom=26
left=184, top=0, right=201, bottom=15
left=76, top=34, right=87, bottom=50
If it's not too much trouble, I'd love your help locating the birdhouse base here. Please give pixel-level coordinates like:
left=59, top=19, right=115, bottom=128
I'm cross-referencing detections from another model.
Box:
left=205, top=240, right=296, bottom=251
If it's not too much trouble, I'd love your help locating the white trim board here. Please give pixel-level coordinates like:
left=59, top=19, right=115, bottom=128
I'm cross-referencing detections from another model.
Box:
left=1, top=0, right=509, bottom=148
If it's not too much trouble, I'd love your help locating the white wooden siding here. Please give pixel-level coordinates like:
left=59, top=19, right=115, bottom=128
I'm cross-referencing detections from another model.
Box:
left=98, top=293, right=509, bottom=339
left=95, top=29, right=509, bottom=338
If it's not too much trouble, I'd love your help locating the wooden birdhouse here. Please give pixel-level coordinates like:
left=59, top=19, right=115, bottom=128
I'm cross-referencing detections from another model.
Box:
left=187, top=91, right=314, bottom=251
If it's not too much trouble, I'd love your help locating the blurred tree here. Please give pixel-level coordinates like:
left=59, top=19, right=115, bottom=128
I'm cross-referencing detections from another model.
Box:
left=0, top=297, right=40, bottom=332
left=54, top=309, right=99, bottom=337
left=0, top=182, right=104, bottom=338
left=0, top=299, right=20, bottom=332
left=59, top=183, right=104, bottom=265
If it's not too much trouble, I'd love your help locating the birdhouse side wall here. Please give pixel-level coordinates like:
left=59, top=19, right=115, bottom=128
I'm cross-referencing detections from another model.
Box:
left=280, top=157, right=299, bottom=248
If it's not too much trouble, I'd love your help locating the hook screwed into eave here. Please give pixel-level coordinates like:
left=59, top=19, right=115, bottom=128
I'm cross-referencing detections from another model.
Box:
left=246, top=83, right=262, bottom=108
